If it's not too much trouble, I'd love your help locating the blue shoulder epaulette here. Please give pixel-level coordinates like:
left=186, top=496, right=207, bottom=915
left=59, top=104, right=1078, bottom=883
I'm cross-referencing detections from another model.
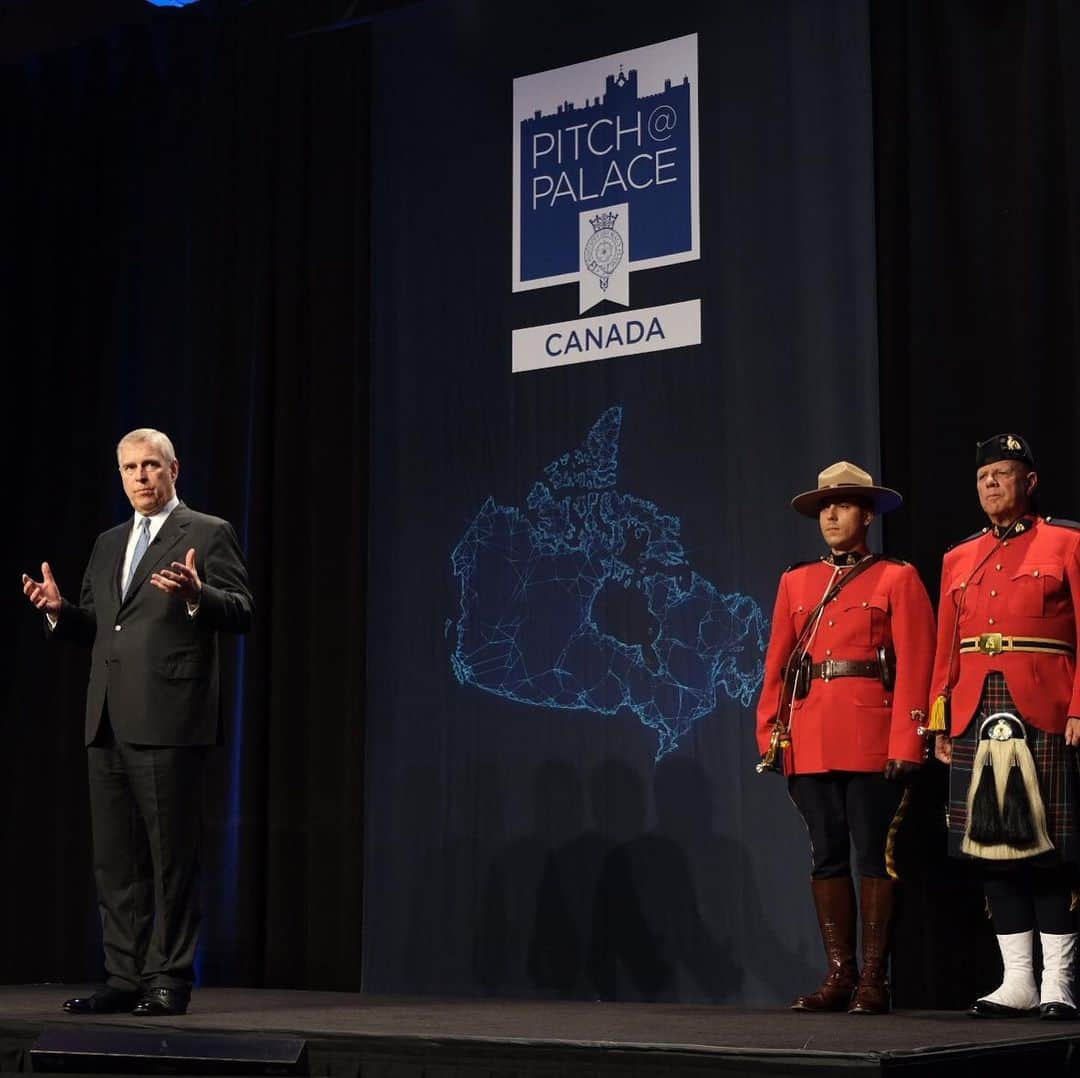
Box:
left=880, top=555, right=909, bottom=566
left=946, top=527, right=989, bottom=553
left=1044, top=517, right=1080, bottom=531
left=784, top=559, right=818, bottom=573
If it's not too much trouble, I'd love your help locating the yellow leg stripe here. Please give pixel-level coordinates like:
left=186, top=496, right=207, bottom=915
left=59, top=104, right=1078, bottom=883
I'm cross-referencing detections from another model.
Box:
left=884, top=787, right=912, bottom=882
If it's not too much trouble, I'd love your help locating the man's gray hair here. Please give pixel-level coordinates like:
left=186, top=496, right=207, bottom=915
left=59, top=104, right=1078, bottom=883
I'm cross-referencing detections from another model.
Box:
left=116, top=428, right=177, bottom=466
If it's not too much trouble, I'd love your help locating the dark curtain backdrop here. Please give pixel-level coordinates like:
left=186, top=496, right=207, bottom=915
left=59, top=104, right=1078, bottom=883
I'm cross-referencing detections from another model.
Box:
left=3, top=0, right=370, bottom=988
left=872, top=0, right=1080, bottom=1007
left=365, top=0, right=883, bottom=1005
left=2, top=0, right=1079, bottom=1009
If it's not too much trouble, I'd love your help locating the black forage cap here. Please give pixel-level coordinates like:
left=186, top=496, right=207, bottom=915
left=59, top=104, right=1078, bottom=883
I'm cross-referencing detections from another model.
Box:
left=975, top=433, right=1035, bottom=469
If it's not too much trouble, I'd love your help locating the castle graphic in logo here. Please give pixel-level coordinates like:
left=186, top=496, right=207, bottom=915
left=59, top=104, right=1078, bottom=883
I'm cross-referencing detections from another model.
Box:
left=513, top=35, right=699, bottom=295
left=511, top=36, right=701, bottom=371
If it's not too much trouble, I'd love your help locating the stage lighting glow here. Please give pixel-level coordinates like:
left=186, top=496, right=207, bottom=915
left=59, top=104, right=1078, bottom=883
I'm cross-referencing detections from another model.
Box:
left=146, top=0, right=201, bottom=7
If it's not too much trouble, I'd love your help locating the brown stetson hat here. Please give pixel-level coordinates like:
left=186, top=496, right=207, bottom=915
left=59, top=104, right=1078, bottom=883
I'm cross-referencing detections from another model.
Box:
left=790, top=461, right=903, bottom=518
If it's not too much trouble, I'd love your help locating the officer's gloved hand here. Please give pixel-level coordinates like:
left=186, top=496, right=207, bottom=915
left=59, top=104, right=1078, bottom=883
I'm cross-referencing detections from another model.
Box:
left=884, top=759, right=920, bottom=781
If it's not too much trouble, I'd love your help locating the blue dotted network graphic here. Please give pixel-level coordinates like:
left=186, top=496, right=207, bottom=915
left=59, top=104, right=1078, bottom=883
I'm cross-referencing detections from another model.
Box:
left=450, top=408, right=766, bottom=759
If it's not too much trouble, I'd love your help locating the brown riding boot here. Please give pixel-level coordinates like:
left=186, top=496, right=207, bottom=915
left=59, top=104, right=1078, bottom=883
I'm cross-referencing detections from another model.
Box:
left=792, top=877, right=858, bottom=1011
left=849, top=876, right=895, bottom=1015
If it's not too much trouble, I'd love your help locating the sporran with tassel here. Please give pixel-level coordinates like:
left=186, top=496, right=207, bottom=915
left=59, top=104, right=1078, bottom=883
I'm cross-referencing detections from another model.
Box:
left=962, top=712, right=1053, bottom=860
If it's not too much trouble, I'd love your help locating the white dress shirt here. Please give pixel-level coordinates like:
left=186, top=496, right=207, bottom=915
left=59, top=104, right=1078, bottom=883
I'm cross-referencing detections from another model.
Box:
left=121, top=494, right=180, bottom=588
left=48, top=494, right=196, bottom=630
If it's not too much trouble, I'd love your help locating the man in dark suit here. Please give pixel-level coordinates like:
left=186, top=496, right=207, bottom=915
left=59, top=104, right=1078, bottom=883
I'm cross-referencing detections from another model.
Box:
left=22, top=428, right=253, bottom=1017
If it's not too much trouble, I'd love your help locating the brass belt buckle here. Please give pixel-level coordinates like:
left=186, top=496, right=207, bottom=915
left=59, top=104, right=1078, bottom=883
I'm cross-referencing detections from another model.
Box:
left=821, top=659, right=835, bottom=681
left=978, top=632, right=1004, bottom=655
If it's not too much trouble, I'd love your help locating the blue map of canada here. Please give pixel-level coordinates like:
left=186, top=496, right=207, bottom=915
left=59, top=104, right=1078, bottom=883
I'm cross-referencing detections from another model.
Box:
left=450, top=408, right=767, bottom=759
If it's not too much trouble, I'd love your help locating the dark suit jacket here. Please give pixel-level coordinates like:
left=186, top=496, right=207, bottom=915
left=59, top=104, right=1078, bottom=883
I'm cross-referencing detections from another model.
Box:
left=52, top=502, right=254, bottom=746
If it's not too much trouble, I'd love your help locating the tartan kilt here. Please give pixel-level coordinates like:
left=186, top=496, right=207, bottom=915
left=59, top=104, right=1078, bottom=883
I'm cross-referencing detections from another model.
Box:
left=947, top=672, right=1080, bottom=864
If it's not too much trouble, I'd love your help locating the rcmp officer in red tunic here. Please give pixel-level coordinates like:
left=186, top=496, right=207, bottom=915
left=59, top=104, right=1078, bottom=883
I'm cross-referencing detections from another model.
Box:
left=931, top=434, right=1080, bottom=1020
left=757, top=462, right=935, bottom=1014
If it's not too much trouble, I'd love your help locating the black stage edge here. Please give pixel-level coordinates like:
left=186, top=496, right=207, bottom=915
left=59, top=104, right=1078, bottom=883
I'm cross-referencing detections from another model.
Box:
left=30, top=1028, right=306, bottom=1075
left=2, top=986, right=1080, bottom=1077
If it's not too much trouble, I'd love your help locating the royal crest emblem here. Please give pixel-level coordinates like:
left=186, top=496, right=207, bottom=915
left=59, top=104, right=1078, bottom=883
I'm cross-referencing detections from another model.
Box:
left=583, top=211, right=625, bottom=293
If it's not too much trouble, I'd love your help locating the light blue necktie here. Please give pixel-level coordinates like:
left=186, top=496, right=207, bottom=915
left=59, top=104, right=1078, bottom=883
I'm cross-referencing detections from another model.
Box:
left=123, top=516, right=152, bottom=598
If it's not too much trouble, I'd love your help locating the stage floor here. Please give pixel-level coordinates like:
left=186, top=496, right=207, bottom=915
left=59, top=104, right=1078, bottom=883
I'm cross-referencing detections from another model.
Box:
left=3, top=985, right=1080, bottom=1075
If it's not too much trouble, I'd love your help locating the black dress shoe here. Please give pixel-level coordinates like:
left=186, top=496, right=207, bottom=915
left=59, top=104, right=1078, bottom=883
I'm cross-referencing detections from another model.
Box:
left=968, top=998, right=1039, bottom=1018
left=63, top=987, right=140, bottom=1014
left=132, top=987, right=190, bottom=1017
left=1040, top=1001, right=1078, bottom=1020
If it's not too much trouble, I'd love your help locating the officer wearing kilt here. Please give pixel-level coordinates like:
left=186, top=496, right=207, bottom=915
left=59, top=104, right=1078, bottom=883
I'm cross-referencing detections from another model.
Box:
left=932, top=434, right=1080, bottom=1020
left=757, top=463, right=935, bottom=1014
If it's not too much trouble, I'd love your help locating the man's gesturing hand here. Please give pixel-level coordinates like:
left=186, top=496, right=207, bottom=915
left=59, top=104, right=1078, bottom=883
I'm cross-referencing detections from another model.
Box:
left=22, top=562, right=62, bottom=615
left=151, top=548, right=202, bottom=602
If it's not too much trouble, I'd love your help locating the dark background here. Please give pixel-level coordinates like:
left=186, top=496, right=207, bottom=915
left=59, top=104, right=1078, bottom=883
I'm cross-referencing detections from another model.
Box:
left=3, top=0, right=374, bottom=988
left=363, top=0, right=883, bottom=1005
left=3, top=0, right=1078, bottom=1009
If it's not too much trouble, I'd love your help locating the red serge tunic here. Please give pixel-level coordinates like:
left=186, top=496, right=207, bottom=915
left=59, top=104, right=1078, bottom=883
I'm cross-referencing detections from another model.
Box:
left=930, top=517, right=1080, bottom=736
left=756, top=558, right=936, bottom=775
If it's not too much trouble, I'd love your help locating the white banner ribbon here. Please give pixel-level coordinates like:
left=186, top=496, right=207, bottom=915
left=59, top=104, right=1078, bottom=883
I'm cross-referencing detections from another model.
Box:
left=579, top=202, right=629, bottom=313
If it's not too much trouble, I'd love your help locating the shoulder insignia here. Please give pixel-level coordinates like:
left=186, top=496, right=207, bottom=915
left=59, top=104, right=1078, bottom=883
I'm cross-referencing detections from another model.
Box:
left=783, top=559, right=818, bottom=574
left=1043, top=517, right=1080, bottom=531
left=880, top=555, right=909, bottom=566
left=946, top=528, right=988, bottom=553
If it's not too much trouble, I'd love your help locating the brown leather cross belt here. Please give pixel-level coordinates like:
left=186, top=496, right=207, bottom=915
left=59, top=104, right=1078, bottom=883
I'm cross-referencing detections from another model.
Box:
left=809, top=659, right=882, bottom=682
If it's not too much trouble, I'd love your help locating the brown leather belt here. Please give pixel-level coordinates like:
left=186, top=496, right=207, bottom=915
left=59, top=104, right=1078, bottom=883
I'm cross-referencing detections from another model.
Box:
left=959, top=634, right=1074, bottom=657
left=809, top=659, right=882, bottom=683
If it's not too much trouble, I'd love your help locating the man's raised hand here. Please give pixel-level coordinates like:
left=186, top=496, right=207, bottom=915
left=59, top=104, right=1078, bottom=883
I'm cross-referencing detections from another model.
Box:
left=22, top=562, right=62, bottom=615
left=151, top=547, right=202, bottom=602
